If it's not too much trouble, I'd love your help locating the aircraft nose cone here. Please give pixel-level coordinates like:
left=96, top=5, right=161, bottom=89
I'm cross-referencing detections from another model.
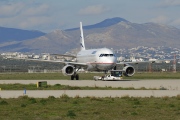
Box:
left=109, top=57, right=117, bottom=63
left=98, top=57, right=116, bottom=70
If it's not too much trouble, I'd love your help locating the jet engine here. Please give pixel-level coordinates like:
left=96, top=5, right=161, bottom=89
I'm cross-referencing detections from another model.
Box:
left=123, top=65, right=135, bottom=77
left=62, top=65, right=75, bottom=76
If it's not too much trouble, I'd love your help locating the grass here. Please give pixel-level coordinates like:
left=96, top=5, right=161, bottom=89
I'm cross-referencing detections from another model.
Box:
left=0, top=72, right=179, bottom=119
left=0, top=95, right=180, bottom=120
left=0, top=72, right=180, bottom=80
left=0, top=83, right=161, bottom=90
left=0, top=72, right=104, bottom=80
left=127, top=72, right=180, bottom=79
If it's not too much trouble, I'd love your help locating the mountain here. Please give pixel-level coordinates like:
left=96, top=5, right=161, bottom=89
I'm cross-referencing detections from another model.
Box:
left=0, top=27, right=46, bottom=43
left=0, top=17, right=180, bottom=53
left=0, top=30, right=75, bottom=53
left=83, top=22, right=180, bottom=49
left=66, top=17, right=128, bottom=30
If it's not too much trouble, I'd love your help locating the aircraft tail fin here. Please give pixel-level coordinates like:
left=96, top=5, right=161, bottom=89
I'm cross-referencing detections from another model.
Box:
left=80, top=22, right=86, bottom=50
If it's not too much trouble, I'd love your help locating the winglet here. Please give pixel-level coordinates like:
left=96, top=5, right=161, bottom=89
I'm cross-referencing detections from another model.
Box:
left=80, top=22, right=86, bottom=50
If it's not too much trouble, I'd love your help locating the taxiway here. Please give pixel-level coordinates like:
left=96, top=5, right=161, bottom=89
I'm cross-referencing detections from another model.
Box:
left=0, top=79, right=180, bottom=98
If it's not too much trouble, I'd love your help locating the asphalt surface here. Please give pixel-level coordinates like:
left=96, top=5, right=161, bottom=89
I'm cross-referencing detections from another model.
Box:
left=0, top=79, right=180, bottom=98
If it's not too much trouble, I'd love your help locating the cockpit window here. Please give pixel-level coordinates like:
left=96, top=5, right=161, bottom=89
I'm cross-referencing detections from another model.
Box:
left=92, top=51, right=97, bottom=54
left=99, top=54, right=115, bottom=57
left=99, top=54, right=103, bottom=57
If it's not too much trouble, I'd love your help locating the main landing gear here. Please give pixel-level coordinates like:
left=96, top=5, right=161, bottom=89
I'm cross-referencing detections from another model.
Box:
left=71, top=72, right=79, bottom=80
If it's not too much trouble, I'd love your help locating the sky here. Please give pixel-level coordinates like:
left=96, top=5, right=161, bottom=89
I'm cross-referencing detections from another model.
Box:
left=0, top=0, right=180, bottom=32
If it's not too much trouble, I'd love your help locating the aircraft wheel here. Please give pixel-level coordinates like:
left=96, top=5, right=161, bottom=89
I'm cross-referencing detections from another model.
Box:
left=71, top=75, right=74, bottom=80
left=75, top=74, right=79, bottom=80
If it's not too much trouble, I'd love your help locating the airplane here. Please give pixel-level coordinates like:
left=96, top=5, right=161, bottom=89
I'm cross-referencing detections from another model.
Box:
left=54, top=22, right=135, bottom=80
left=8, top=22, right=156, bottom=80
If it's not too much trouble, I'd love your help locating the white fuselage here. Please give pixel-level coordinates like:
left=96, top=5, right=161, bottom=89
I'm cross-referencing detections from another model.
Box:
left=76, top=48, right=117, bottom=71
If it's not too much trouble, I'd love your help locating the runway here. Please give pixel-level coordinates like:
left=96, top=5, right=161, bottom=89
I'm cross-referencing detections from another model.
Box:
left=0, top=79, right=180, bottom=98
left=1, top=79, right=180, bottom=90
left=1, top=90, right=180, bottom=98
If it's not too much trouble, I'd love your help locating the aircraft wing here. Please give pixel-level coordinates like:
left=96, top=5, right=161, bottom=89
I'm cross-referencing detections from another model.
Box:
left=116, top=58, right=179, bottom=65
left=51, top=54, right=76, bottom=58
left=65, top=61, right=87, bottom=67
left=116, top=60, right=156, bottom=65
left=9, top=57, right=88, bottom=67
left=9, top=57, right=64, bottom=63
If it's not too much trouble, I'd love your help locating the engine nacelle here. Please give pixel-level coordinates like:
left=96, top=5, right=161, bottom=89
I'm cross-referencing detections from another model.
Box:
left=123, top=65, right=135, bottom=77
left=62, top=65, right=75, bottom=76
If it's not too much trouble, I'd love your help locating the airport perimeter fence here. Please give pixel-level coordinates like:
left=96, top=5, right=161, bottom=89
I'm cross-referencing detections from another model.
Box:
left=117, top=63, right=180, bottom=73
left=0, top=67, right=62, bottom=73
left=0, top=63, right=180, bottom=73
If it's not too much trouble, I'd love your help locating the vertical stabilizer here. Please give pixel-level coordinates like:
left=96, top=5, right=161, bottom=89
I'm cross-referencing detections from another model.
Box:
left=80, top=22, right=86, bottom=50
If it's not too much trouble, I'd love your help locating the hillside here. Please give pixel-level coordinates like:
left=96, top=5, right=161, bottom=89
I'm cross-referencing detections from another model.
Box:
left=0, top=27, right=46, bottom=43
left=0, top=17, right=180, bottom=53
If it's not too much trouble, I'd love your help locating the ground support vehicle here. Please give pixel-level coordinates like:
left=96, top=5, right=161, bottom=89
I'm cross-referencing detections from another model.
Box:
left=94, top=70, right=123, bottom=81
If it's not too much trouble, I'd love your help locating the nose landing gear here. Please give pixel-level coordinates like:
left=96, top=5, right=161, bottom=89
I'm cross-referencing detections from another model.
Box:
left=71, top=72, right=79, bottom=80
left=71, top=67, right=80, bottom=80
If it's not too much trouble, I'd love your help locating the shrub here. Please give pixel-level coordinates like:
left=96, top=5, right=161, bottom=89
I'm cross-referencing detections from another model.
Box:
left=140, top=87, right=146, bottom=90
left=48, top=96, right=56, bottom=99
left=60, top=94, right=70, bottom=99
left=74, top=95, right=80, bottom=99
left=60, top=94, right=70, bottom=102
left=72, top=100, right=78, bottom=104
left=134, top=100, right=141, bottom=105
left=90, top=96, right=102, bottom=101
left=160, top=87, right=167, bottom=90
left=21, top=104, right=26, bottom=107
left=67, top=110, right=76, bottom=118
left=29, top=98, right=37, bottom=104
left=131, top=112, right=138, bottom=115
left=162, top=96, right=169, bottom=100
left=54, top=84, right=61, bottom=87
left=93, top=111, right=100, bottom=115
left=40, top=99, right=47, bottom=105
left=169, top=104, right=175, bottom=108
left=176, top=94, right=180, bottom=100
left=121, top=95, right=130, bottom=99
left=18, top=95, right=29, bottom=99
left=0, top=100, right=8, bottom=105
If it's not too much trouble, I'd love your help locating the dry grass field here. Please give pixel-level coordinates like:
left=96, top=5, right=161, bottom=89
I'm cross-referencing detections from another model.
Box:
left=0, top=95, right=180, bottom=120
left=0, top=72, right=179, bottom=80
